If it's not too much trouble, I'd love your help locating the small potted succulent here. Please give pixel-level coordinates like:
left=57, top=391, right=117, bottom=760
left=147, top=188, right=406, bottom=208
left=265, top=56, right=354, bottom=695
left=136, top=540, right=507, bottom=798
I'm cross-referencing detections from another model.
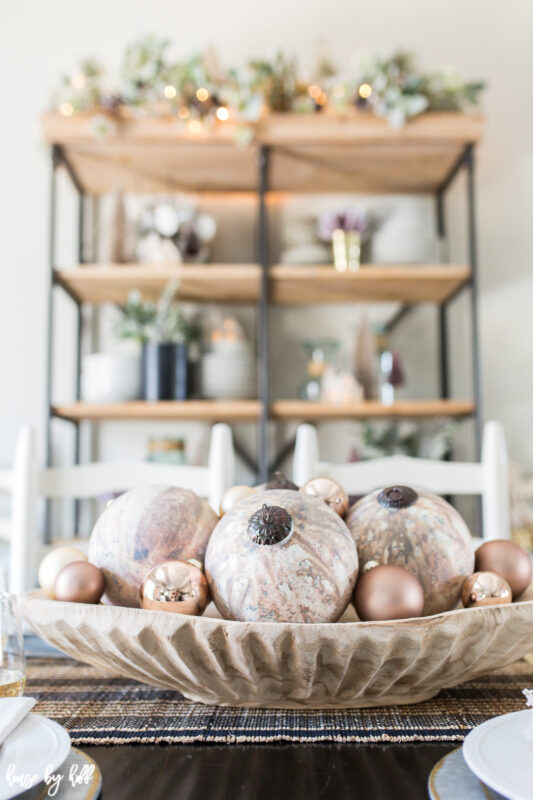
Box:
left=318, top=209, right=370, bottom=272
left=114, top=282, right=200, bottom=401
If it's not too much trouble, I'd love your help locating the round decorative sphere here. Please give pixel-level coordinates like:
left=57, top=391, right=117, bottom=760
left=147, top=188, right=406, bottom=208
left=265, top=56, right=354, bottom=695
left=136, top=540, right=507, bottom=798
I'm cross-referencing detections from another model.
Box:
left=346, top=485, right=474, bottom=616
left=461, top=571, right=512, bottom=608
left=300, top=477, right=349, bottom=518
left=475, top=540, right=532, bottom=599
left=38, top=546, right=88, bottom=598
left=265, top=471, right=299, bottom=491
left=354, top=565, right=424, bottom=621
left=89, top=485, right=218, bottom=607
left=54, top=561, right=105, bottom=604
left=205, top=489, right=358, bottom=623
left=140, top=560, right=209, bottom=616
left=220, top=485, right=257, bottom=515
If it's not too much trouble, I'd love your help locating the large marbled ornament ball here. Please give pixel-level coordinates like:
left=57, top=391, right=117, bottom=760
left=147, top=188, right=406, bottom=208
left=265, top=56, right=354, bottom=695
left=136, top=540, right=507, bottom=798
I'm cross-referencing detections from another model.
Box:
left=89, top=485, right=219, bottom=607
left=346, top=485, right=474, bottom=616
left=205, top=489, right=359, bottom=623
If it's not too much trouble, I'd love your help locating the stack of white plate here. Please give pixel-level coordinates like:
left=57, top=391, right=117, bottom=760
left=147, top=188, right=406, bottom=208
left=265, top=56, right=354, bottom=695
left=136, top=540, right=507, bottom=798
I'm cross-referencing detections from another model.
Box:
left=200, top=343, right=257, bottom=399
left=371, top=202, right=439, bottom=265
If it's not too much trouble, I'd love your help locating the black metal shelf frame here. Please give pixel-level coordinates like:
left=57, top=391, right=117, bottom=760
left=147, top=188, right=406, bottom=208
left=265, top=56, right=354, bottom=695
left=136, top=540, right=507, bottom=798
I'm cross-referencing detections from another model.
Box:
left=45, top=140, right=482, bottom=486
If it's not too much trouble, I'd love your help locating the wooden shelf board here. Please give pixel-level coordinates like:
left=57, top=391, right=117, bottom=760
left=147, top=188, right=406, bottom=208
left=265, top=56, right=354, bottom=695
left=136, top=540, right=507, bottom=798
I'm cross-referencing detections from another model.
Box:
left=270, top=265, right=470, bottom=304
left=52, top=399, right=474, bottom=423
left=55, top=264, right=260, bottom=304
left=52, top=400, right=262, bottom=422
left=55, top=264, right=470, bottom=305
left=43, top=111, right=483, bottom=195
left=271, top=399, right=475, bottom=420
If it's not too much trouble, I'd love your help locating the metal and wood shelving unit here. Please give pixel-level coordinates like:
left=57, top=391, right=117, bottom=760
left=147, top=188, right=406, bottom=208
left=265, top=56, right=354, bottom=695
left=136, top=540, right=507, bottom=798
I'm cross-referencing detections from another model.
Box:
left=43, top=110, right=483, bottom=481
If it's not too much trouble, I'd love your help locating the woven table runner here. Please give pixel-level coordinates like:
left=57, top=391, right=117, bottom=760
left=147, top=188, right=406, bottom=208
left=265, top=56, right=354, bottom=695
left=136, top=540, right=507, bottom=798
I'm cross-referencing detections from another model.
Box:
left=26, top=657, right=533, bottom=745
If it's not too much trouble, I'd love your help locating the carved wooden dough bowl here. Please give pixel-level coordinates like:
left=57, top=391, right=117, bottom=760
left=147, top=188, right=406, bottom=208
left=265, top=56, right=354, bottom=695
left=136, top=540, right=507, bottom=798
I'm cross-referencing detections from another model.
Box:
left=20, top=587, right=533, bottom=709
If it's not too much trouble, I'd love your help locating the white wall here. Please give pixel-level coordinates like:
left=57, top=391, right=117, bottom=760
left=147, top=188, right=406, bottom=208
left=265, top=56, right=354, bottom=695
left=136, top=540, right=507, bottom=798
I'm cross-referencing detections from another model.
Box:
left=0, top=0, right=532, bottom=477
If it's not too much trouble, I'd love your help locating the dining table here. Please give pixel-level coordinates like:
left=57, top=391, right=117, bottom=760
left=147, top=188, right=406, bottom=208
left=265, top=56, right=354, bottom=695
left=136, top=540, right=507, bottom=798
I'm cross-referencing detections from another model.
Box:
left=20, top=636, right=533, bottom=800
left=80, top=741, right=453, bottom=799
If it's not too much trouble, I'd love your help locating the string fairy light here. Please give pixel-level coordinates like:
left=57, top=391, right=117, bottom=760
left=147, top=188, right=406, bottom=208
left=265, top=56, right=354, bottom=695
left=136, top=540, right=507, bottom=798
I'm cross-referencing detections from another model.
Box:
left=216, top=106, right=229, bottom=121
left=358, top=83, right=373, bottom=99
left=71, top=71, right=86, bottom=89
left=164, top=84, right=177, bottom=99
left=196, top=87, right=209, bottom=102
left=60, top=102, right=74, bottom=116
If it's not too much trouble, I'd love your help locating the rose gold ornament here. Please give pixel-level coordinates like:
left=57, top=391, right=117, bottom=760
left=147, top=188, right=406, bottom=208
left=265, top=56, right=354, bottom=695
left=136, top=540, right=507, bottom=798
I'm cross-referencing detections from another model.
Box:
left=461, top=571, right=512, bottom=608
left=475, top=540, right=532, bottom=599
left=300, top=477, right=349, bottom=518
left=140, top=560, right=209, bottom=616
left=219, top=485, right=257, bottom=515
left=354, top=564, right=424, bottom=621
left=54, top=561, right=105, bottom=604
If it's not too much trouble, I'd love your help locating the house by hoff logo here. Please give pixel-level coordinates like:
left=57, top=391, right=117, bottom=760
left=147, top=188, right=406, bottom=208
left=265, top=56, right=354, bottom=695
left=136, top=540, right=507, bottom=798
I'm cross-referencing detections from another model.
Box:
left=6, top=762, right=95, bottom=796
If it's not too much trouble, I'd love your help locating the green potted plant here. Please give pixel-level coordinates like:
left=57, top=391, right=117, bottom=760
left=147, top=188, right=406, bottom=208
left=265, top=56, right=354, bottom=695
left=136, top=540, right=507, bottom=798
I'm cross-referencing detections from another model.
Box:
left=114, top=282, right=199, bottom=401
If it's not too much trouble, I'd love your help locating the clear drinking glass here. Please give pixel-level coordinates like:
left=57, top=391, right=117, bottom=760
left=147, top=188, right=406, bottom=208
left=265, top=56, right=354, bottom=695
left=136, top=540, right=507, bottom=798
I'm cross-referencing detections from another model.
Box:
left=0, top=593, right=25, bottom=697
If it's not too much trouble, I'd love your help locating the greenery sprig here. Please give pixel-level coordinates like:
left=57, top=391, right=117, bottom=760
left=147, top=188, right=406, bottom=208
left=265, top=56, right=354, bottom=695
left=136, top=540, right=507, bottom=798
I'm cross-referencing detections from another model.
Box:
left=53, top=36, right=485, bottom=129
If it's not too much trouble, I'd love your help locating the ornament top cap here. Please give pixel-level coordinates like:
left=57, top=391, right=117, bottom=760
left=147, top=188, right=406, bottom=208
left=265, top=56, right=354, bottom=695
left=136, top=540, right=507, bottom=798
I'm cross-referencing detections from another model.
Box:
left=247, top=504, right=293, bottom=546
left=378, top=485, right=418, bottom=510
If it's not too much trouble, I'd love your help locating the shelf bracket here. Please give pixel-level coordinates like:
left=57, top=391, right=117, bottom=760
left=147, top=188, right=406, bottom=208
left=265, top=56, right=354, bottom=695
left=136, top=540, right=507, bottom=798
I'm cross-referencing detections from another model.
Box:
left=269, top=435, right=297, bottom=476
left=54, top=145, right=85, bottom=196
left=384, top=304, right=413, bottom=333
left=232, top=436, right=258, bottom=478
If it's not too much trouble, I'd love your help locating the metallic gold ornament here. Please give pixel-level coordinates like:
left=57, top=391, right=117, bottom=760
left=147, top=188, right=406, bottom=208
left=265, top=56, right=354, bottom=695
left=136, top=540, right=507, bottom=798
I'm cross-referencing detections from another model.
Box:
left=475, top=540, right=532, bottom=599
left=219, top=485, right=257, bottom=515
left=300, top=477, right=349, bottom=518
left=354, top=564, right=424, bottom=621
left=461, top=571, right=512, bottom=608
left=140, top=560, right=209, bottom=616
left=54, top=561, right=105, bottom=604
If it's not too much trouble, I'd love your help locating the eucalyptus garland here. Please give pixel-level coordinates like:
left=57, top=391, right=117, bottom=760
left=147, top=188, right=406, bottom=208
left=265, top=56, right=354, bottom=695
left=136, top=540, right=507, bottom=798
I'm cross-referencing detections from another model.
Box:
left=53, top=36, right=485, bottom=129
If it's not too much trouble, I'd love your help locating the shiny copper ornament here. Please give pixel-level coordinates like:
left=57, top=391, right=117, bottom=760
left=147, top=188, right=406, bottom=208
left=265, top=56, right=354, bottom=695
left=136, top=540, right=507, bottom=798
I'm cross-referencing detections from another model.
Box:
left=461, top=571, right=512, bottom=608
left=140, top=560, right=209, bottom=616
left=54, top=561, right=105, bottom=604
left=475, top=540, right=532, bottom=599
left=219, top=485, right=257, bottom=515
left=300, top=477, right=349, bottom=518
left=354, top=564, right=424, bottom=621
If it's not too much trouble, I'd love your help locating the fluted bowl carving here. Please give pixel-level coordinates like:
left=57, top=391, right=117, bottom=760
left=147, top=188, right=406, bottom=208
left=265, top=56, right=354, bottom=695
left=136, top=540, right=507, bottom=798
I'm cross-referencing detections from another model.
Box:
left=20, top=587, right=533, bottom=708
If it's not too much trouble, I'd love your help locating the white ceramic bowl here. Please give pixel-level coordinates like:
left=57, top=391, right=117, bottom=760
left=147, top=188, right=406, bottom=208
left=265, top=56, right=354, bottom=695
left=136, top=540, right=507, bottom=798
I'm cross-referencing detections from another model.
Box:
left=81, top=353, right=140, bottom=403
left=20, top=587, right=533, bottom=709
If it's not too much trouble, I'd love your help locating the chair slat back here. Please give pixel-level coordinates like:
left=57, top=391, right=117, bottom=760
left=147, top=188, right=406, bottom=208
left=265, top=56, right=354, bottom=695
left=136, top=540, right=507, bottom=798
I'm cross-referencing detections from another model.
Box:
left=39, top=462, right=210, bottom=499
left=312, top=456, right=484, bottom=496
left=293, top=421, right=510, bottom=541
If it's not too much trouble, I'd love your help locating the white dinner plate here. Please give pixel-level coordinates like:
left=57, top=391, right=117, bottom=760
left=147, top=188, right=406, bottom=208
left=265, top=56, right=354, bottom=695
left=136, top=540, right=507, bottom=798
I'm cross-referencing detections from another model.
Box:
left=463, top=710, right=533, bottom=800
left=0, top=713, right=71, bottom=800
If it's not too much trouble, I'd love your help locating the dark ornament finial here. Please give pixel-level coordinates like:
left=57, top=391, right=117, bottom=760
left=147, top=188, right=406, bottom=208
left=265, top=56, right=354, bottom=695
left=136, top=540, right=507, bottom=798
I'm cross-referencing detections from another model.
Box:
left=378, top=485, right=418, bottom=510
left=247, top=504, right=293, bottom=545
left=265, top=471, right=299, bottom=491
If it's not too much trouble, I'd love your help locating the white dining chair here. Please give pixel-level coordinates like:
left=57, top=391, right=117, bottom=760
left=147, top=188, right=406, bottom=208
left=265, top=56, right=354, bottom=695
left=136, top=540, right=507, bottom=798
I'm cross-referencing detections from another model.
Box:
left=9, top=423, right=235, bottom=595
left=0, top=467, right=12, bottom=543
left=293, top=421, right=510, bottom=541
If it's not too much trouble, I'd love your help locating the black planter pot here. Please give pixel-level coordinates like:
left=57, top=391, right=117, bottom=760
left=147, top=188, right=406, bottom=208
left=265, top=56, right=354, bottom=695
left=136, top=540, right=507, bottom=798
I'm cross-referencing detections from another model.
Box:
left=173, top=343, right=188, bottom=401
left=141, top=342, right=189, bottom=401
